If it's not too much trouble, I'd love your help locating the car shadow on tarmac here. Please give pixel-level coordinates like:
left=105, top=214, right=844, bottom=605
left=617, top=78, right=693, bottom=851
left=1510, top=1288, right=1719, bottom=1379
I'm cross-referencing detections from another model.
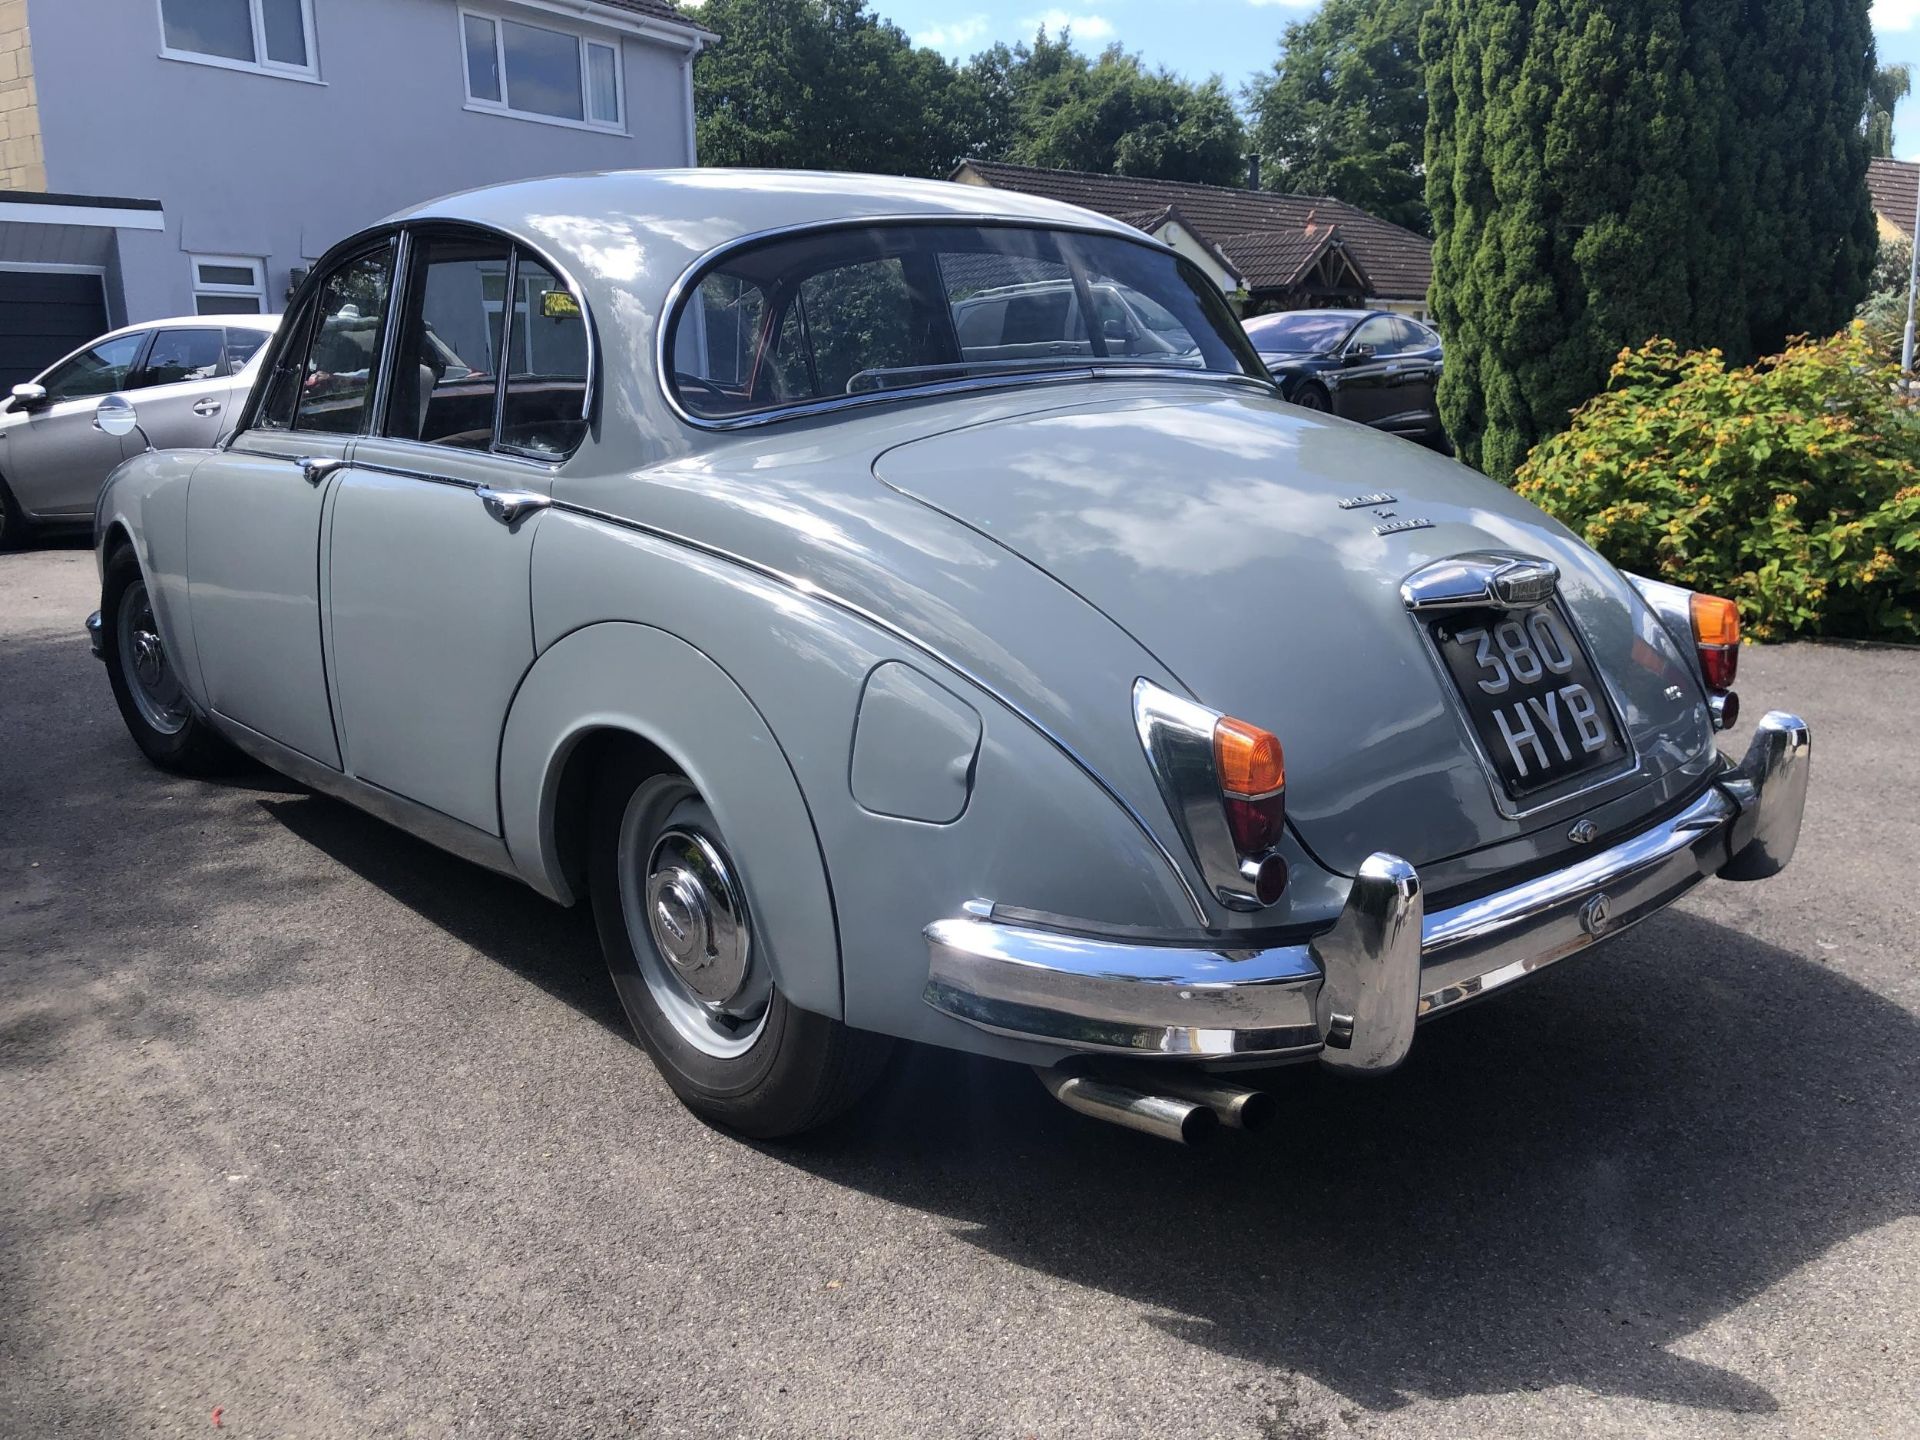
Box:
left=254, top=783, right=1917, bottom=1419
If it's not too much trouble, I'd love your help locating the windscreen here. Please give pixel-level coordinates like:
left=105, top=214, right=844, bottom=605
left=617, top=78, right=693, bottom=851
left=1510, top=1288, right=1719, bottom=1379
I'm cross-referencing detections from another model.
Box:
left=669, top=223, right=1265, bottom=422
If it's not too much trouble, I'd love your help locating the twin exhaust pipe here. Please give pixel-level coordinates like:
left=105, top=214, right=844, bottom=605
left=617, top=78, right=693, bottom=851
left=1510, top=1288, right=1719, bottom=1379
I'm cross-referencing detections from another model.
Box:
left=1035, top=1064, right=1276, bottom=1145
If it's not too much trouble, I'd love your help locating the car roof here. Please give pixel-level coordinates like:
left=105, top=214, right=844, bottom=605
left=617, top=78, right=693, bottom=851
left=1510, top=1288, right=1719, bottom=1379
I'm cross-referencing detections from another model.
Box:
left=1245, top=308, right=1371, bottom=327
left=388, top=169, right=1154, bottom=305
left=91, top=314, right=282, bottom=345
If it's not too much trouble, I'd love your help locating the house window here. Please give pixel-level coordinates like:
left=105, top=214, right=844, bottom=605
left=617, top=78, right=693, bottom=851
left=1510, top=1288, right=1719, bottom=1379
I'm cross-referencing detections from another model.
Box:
left=158, top=0, right=319, bottom=79
left=192, top=256, right=269, bottom=315
left=461, top=9, right=623, bottom=130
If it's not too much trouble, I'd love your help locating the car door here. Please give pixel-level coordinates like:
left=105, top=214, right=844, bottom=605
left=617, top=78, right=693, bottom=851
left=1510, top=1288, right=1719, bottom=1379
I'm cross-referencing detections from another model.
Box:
left=324, top=230, right=586, bottom=834
left=1, top=330, right=147, bottom=518
left=1335, top=314, right=1399, bottom=426
left=124, top=326, right=235, bottom=451
left=186, top=237, right=399, bottom=770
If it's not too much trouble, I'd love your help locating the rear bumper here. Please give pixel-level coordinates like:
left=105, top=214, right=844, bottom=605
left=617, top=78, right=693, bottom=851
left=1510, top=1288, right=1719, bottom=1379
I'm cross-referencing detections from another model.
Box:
left=923, top=711, right=1811, bottom=1070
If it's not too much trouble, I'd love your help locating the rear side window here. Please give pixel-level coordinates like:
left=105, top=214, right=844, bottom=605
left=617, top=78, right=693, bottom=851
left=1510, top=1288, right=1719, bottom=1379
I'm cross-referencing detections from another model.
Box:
left=137, top=328, right=225, bottom=387
left=499, top=254, right=589, bottom=458
left=225, top=328, right=269, bottom=370
left=385, top=232, right=511, bottom=452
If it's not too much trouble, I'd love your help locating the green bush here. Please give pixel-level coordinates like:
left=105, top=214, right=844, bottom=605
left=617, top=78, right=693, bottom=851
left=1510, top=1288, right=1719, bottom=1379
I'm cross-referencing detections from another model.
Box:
left=1514, top=328, right=1920, bottom=640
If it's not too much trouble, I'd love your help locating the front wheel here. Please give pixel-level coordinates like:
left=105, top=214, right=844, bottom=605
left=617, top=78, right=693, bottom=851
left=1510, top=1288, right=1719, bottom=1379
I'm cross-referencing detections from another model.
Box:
left=1290, top=383, right=1331, bottom=413
left=101, top=547, right=235, bottom=773
left=589, top=759, right=892, bottom=1138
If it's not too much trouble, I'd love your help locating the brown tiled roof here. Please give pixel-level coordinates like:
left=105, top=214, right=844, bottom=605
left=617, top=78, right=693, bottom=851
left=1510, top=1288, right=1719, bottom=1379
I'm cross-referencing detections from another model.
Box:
left=1211, top=224, right=1372, bottom=293
left=586, top=0, right=713, bottom=33
left=1869, top=157, right=1917, bottom=238
left=957, top=160, right=1431, bottom=300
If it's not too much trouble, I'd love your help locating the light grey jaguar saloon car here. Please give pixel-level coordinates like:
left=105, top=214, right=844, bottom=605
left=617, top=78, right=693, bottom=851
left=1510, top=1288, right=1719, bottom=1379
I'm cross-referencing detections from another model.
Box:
left=1, top=315, right=277, bottom=547
left=86, top=172, right=1810, bottom=1143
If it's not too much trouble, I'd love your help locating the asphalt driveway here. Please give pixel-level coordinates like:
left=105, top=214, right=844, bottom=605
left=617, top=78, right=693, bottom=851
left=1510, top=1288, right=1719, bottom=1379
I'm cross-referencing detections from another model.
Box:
left=3, top=541, right=1917, bottom=1439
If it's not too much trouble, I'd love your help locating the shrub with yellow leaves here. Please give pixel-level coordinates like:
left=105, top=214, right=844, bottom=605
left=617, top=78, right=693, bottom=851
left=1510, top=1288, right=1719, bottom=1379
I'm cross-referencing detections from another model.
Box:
left=1514, top=327, right=1920, bottom=639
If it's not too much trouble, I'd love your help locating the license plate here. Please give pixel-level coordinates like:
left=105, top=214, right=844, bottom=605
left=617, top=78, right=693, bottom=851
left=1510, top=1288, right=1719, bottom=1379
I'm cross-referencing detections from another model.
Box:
left=1429, top=604, right=1628, bottom=800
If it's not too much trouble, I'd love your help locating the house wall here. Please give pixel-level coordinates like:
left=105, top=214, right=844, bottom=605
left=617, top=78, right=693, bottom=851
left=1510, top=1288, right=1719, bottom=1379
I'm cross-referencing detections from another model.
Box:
left=28, top=0, right=699, bottom=320
left=1148, top=219, right=1240, bottom=296
left=0, top=0, right=44, bottom=190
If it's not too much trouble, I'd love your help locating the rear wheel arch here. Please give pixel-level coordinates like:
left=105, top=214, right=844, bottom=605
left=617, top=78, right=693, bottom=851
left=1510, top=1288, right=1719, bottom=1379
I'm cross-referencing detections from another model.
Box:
left=499, top=622, right=844, bottom=1021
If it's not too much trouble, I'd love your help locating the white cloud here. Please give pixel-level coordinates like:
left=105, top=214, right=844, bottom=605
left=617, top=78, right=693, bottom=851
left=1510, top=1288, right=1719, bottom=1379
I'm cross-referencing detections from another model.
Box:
left=1873, top=0, right=1920, bottom=31
left=914, top=14, right=990, bottom=52
left=1245, top=0, right=1320, bottom=7
left=1024, top=8, right=1117, bottom=41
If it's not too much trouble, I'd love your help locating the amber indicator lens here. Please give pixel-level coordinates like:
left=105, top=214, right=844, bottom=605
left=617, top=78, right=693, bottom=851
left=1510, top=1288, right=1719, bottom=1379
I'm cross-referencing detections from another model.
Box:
left=1213, top=717, right=1285, bottom=799
left=1690, top=593, right=1740, bottom=690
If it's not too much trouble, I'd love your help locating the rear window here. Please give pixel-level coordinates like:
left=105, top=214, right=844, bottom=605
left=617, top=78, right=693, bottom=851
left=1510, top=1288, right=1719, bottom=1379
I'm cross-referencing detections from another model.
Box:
left=668, top=223, right=1263, bottom=423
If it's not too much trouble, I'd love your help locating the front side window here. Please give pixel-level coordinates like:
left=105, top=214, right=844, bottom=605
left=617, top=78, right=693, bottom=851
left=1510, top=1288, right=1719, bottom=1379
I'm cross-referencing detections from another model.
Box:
left=255, top=244, right=394, bottom=435
left=1350, top=315, right=1399, bottom=356
left=668, top=224, right=1261, bottom=423
left=160, top=0, right=315, bottom=76
left=461, top=10, right=622, bottom=129
left=40, top=333, right=148, bottom=403
left=137, top=328, right=226, bottom=387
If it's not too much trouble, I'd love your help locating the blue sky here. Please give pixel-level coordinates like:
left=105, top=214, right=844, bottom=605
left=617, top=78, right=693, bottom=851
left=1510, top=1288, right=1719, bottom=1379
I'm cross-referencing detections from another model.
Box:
left=846, top=0, right=1920, bottom=164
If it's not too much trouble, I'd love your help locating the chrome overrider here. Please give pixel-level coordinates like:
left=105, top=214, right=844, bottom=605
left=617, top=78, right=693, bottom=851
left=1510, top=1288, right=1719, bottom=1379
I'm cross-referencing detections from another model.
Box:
left=924, top=711, right=1811, bottom=1070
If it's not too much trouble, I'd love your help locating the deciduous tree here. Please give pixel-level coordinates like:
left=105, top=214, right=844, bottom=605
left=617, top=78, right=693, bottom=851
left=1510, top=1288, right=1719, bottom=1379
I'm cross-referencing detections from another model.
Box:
left=1245, top=0, right=1433, bottom=234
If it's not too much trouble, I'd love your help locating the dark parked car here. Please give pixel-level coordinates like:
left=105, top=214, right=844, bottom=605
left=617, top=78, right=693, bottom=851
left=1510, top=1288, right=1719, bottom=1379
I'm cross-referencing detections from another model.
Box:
left=1243, top=308, right=1445, bottom=447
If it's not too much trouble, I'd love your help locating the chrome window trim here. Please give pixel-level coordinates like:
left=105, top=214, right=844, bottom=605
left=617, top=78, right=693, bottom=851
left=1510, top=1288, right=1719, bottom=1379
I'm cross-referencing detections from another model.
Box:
left=655, top=213, right=1278, bottom=433
left=551, top=498, right=1209, bottom=924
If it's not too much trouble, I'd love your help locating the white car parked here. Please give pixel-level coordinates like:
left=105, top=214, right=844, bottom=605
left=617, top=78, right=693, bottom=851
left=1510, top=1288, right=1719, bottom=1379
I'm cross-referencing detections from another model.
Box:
left=0, top=315, right=278, bottom=547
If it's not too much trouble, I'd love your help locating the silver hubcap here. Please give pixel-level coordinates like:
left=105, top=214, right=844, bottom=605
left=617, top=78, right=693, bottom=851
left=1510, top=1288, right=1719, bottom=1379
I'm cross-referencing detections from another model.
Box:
left=117, top=579, right=189, bottom=735
left=617, top=794, right=769, bottom=1058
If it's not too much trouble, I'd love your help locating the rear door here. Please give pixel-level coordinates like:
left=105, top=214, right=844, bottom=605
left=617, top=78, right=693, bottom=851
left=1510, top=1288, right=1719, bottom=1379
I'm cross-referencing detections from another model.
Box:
left=125, top=326, right=233, bottom=451
left=324, top=230, right=588, bottom=834
left=2, top=330, right=147, bottom=518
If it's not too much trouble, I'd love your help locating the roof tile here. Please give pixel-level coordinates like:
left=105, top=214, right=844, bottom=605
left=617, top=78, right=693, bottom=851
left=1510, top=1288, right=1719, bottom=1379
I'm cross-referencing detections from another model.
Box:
left=1869, top=157, right=1917, bottom=239
left=959, top=161, right=1431, bottom=299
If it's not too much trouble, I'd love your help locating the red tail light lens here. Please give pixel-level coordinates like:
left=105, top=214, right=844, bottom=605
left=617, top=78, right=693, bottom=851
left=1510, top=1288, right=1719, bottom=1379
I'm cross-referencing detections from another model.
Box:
left=1213, top=717, right=1286, bottom=857
left=1691, top=593, right=1740, bottom=691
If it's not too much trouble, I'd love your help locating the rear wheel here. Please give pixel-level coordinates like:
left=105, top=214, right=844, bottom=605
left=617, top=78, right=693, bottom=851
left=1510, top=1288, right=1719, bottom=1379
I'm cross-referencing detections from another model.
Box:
left=101, top=546, right=235, bottom=773
left=589, top=757, right=892, bottom=1138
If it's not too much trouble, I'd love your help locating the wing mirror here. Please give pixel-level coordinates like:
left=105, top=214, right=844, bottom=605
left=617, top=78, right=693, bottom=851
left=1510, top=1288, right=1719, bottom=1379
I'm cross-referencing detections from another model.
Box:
left=94, top=393, right=154, bottom=450
left=8, top=382, right=46, bottom=412
left=1342, top=343, right=1377, bottom=366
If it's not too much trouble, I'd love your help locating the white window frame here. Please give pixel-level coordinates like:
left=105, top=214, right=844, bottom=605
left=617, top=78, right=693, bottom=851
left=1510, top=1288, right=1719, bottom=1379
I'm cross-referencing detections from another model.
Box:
left=155, top=0, right=322, bottom=82
left=190, top=255, right=269, bottom=316
left=459, top=7, right=626, bottom=135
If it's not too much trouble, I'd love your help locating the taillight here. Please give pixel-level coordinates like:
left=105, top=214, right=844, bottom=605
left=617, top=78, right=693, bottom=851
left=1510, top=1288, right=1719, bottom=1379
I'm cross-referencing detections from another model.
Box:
left=1213, top=717, right=1288, bottom=902
left=1133, top=680, right=1291, bottom=910
left=1691, top=593, right=1739, bottom=691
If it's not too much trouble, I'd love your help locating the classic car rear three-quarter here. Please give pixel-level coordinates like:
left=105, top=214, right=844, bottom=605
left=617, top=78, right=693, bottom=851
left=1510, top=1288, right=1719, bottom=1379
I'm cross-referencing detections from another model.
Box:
left=85, top=171, right=1811, bottom=1145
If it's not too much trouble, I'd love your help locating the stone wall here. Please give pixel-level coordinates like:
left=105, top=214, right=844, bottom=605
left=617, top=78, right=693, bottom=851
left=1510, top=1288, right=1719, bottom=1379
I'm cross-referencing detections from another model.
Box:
left=0, top=0, right=42, bottom=190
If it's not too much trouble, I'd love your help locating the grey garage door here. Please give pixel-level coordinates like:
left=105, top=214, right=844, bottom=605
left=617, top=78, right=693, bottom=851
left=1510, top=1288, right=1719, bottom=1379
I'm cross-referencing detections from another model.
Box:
left=0, top=270, right=110, bottom=393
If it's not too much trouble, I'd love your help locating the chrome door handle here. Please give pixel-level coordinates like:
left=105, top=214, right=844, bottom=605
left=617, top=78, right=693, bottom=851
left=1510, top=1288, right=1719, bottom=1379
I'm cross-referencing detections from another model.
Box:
left=296, top=456, right=345, bottom=485
left=476, top=486, right=551, bottom=528
left=193, top=398, right=223, bottom=417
